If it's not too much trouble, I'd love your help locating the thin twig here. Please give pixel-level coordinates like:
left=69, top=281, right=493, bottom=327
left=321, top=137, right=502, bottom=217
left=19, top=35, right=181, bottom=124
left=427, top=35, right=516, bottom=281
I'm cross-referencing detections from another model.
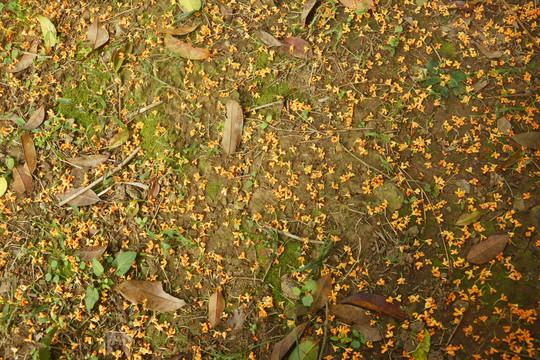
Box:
left=338, top=140, right=393, bottom=181
left=249, top=100, right=284, bottom=112
left=445, top=314, right=464, bottom=346
left=317, top=304, right=330, bottom=360
left=262, top=224, right=323, bottom=244
left=127, top=101, right=164, bottom=119
left=58, top=146, right=141, bottom=206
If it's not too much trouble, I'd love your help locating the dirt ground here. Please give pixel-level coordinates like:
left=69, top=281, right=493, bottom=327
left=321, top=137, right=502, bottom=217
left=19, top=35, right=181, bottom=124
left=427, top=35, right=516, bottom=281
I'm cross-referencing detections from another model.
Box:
left=0, top=0, right=539, bottom=359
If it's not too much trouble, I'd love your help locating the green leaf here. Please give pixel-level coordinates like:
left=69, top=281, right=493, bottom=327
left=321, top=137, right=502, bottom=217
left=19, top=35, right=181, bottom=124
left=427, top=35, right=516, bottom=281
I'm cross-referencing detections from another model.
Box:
left=113, top=42, right=133, bottom=73
left=287, top=340, right=319, bottom=360
left=85, top=286, right=99, bottom=312
left=6, top=158, right=15, bottom=170
left=450, top=70, right=468, bottom=82
left=302, top=294, right=314, bottom=307
left=113, top=251, right=137, bottom=276
left=412, top=329, right=431, bottom=360
left=426, top=60, right=440, bottom=75
left=37, top=15, right=58, bottom=50
left=37, top=327, right=57, bottom=360
left=390, top=37, right=399, bottom=47
left=304, top=279, right=317, bottom=291
left=293, top=287, right=302, bottom=297
left=438, top=86, right=449, bottom=98
left=0, top=177, right=7, bottom=198
left=92, top=258, right=104, bottom=276
left=422, top=76, right=442, bottom=86
left=178, top=0, right=201, bottom=12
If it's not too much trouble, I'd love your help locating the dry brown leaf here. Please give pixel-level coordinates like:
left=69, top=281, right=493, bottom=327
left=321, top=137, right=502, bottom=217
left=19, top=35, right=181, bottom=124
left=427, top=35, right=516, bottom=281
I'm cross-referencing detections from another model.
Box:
left=87, top=17, right=109, bottom=50
left=65, top=154, right=109, bottom=168
left=148, top=178, right=161, bottom=199
left=270, top=322, right=309, bottom=360
left=254, top=30, right=283, bottom=47
left=61, top=187, right=100, bottom=206
left=301, top=0, right=318, bottom=27
left=208, top=290, right=225, bottom=326
left=476, top=42, right=503, bottom=59
left=74, top=245, right=107, bottom=261
left=153, top=26, right=198, bottom=36
left=221, top=100, right=243, bottom=155
left=339, top=0, right=376, bottom=12
left=339, top=293, right=407, bottom=320
left=511, top=132, right=540, bottom=150
left=310, top=275, right=332, bottom=313
left=1, top=40, right=39, bottom=73
left=467, top=234, right=509, bottom=264
left=330, top=304, right=382, bottom=342
left=455, top=211, right=484, bottom=226
left=109, top=130, right=130, bottom=148
left=12, top=166, right=28, bottom=193
left=218, top=2, right=233, bottom=20
left=24, top=106, right=45, bottom=130
left=283, top=37, right=313, bottom=59
left=116, top=280, right=186, bottom=312
left=165, top=35, right=211, bottom=60
left=21, top=133, right=37, bottom=174
left=446, top=1, right=476, bottom=11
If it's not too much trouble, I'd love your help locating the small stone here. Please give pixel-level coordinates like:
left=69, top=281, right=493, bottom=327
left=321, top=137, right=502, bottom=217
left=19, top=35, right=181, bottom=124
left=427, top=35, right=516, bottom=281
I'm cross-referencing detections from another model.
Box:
left=454, top=179, right=470, bottom=194
left=374, top=182, right=404, bottom=211
left=497, top=117, right=512, bottom=135
left=513, top=196, right=526, bottom=213
left=453, top=299, right=469, bottom=310
left=406, top=226, right=419, bottom=237
left=410, top=321, right=425, bottom=332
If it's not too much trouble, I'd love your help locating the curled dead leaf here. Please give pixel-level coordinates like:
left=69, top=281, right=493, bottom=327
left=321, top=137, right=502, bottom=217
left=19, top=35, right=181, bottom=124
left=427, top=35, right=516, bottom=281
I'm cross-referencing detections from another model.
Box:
left=165, top=35, right=211, bottom=60
left=116, top=280, right=186, bottom=312
left=476, top=42, right=503, bottom=59
left=511, top=132, right=540, bottom=150
left=65, top=154, right=109, bottom=168
left=467, top=234, right=509, bottom=264
left=87, top=17, right=110, bottom=50
left=254, top=30, right=283, bottom=47
left=61, top=187, right=100, bottom=206
left=2, top=39, right=39, bottom=73
left=208, top=290, right=225, bottom=326
left=221, top=100, right=243, bottom=155
left=24, top=106, right=45, bottom=130
left=13, top=165, right=33, bottom=193
left=152, top=26, right=198, bottom=36
left=339, top=293, right=407, bottom=320
left=270, top=322, right=309, bottom=360
left=310, top=275, right=332, bottom=313
left=301, top=0, right=318, bottom=28
left=283, top=37, right=313, bottom=59
left=21, top=133, right=37, bottom=174
left=75, top=245, right=107, bottom=261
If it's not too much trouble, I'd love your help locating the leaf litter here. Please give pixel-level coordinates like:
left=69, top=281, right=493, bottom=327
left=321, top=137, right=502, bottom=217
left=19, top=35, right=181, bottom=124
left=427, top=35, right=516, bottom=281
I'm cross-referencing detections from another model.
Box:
left=116, top=280, right=186, bottom=312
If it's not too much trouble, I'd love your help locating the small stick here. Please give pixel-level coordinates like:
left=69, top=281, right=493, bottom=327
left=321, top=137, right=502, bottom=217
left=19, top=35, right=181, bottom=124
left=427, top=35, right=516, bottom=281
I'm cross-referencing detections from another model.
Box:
left=127, top=101, right=163, bottom=119
left=249, top=100, right=284, bottom=112
left=317, top=304, right=330, bottom=360
left=262, top=224, right=323, bottom=244
left=445, top=314, right=464, bottom=346
left=58, top=146, right=141, bottom=206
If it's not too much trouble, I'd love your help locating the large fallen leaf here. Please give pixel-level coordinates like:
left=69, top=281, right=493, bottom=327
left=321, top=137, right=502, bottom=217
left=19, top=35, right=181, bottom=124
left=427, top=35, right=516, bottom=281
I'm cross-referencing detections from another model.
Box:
left=476, top=42, right=503, bottom=59
left=0, top=177, right=7, bottom=198
left=113, top=42, right=133, bottom=73
left=412, top=329, right=431, bottom=360
left=310, top=275, right=332, bottom=313
left=148, top=178, right=160, bottom=199
left=61, top=188, right=100, bottom=206
left=109, top=130, right=130, bottom=148
left=339, top=0, right=376, bottom=12
left=1, top=40, right=39, bottom=73
left=116, top=280, right=186, bottom=312
left=74, top=245, right=107, bottom=261
left=218, top=2, right=233, bottom=20
left=178, top=0, right=202, bottom=12
left=288, top=340, right=319, bottom=360
left=330, top=304, right=382, bottom=342
left=467, top=234, right=508, bottom=264
left=221, top=100, right=243, bottom=155
left=87, top=17, right=109, bottom=50
left=24, top=106, right=45, bottom=130
left=153, top=26, right=198, bottom=35
left=455, top=211, right=484, bottom=226
left=271, top=322, right=309, bottom=360
left=283, top=37, right=313, bottom=59
left=13, top=165, right=33, bottom=193
left=165, top=35, right=211, bottom=60
left=21, top=133, right=37, bottom=174
left=37, top=15, right=58, bottom=50
left=66, top=154, right=109, bottom=167
left=255, top=30, right=283, bottom=47
left=208, top=290, right=225, bottom=326
left=339, top=293, right=407, bottom=320
left=499, top=150, right=524, bottom=170
left=511, top=132, right=540, bottom=150
left=301, top=0, right=318, bottom=28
